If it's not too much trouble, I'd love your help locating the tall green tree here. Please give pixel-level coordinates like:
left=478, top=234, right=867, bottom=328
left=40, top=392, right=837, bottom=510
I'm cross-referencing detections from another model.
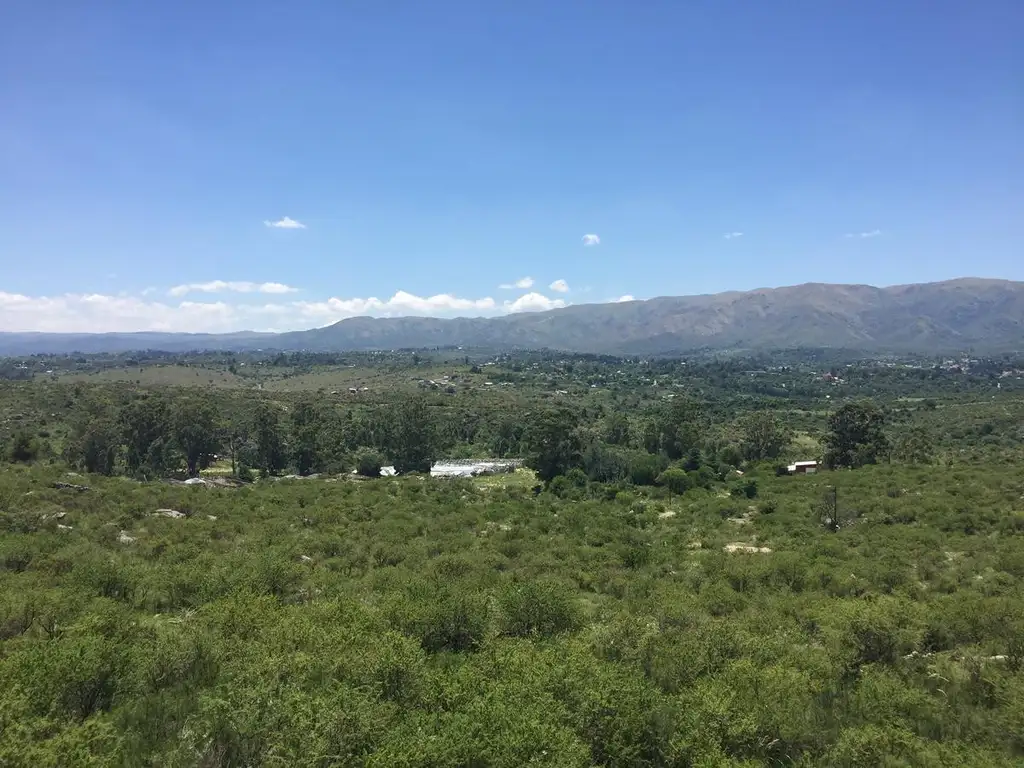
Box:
left=824, top=400, right=889, bottom=469
left=64, top=394, right=121, bottom=475
left=173, top=398, right=220, bottom=476
left=741, top=410, right=790, bottom=461
left=76, top=420, right=120, bottom=475
left=384, top=398, right=435, bottom=474
left=290, top=398, right=321, bottom=475
left=649, top=396, right=702, bottom=460
left=221, top=406, right=253, bottom=478
left=487, top=414, right=524, bottom=458
left=582, top=442, right=630, bottom=483
left=251, top=401, right=287, bottom=476
left=121, top=395, right=177, bottom=478
left=603, top=412, right=631, bottom=446
left=315, top=409, right=351, bottom=474
left=523, top=407, right=583, bottom=483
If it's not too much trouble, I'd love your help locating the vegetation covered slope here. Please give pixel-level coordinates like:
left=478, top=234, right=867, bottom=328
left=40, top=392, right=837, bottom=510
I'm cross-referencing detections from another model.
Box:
left=1, top=278, right=1022, bottom=356
left=1, top=349, right=1023, bottom=765
left=2, top=462, right=1023, bottom=766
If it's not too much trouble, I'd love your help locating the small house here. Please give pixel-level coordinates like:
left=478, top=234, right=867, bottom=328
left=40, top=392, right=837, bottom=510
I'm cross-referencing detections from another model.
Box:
left=786, top=460, right=818, bottom=475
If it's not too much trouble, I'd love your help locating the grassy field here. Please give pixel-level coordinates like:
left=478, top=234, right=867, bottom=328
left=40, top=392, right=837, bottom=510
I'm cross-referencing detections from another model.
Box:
left=55, top=365, right=248, bottom=389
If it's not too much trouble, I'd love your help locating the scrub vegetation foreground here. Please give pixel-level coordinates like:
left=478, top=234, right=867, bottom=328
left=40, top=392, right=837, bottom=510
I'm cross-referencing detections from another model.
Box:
left=1, top=349, right=1023, bottom=767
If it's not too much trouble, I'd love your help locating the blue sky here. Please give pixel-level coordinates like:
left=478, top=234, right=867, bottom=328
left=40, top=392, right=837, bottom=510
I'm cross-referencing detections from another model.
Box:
left=1, top=1, right=1021, bottom=332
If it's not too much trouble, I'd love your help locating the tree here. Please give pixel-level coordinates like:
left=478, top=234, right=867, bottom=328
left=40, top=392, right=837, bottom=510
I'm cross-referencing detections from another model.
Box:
left=522, top=407, right=583, bottom=483
left=582, top=442, right=630, bottom=483
left=603, top=412, right=631, bottom=446
left=121, top=395, right=178, bottom=478
left=824, top=401, right=889, bottom=469
left=741, top=411, right=790, bottom=461
left=816, top=485, right=841, bottom=532
left=224, top=419, right=251, bottom=479
left=384, top=398, right=435, bottom=474
left=251, top=401, right=287, bottom=476
left=656, top=467, right=693, bottom=495
left=173, top=398, right=219, bottom=477
left=649, top=396, right=702, bottom=460
left=488, top=415, right=524, bottom=458
left=76, top=421, right=120, bottom=475
left=7, top=430, right=38, bottom=463
left=682, top=446, right=703, bottom=472
left=290, top=398, right=321, bottom=475
left=314, top=410, right=351, bottom=474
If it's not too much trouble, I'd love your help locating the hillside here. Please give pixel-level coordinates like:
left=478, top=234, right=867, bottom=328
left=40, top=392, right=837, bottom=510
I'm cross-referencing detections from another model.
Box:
left=2, top=278, right=1022, bottom=355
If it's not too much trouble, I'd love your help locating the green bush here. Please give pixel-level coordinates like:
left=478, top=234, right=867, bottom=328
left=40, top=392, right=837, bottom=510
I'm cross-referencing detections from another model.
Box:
left=354, top=448, right=384, bottom=477
left=629, top=453, right=667, bottom=486
left=656, top=467, right=692, bottom=495
left=499, top=581, right=581, bottom=638
left=730, top=478, right=759, bottom=499
left=7, top=431, right=39, bottom=463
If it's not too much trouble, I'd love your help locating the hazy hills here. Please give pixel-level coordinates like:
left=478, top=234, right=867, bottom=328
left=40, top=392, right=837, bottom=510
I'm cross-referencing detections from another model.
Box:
left=2, top=278, right=1022, bottom=356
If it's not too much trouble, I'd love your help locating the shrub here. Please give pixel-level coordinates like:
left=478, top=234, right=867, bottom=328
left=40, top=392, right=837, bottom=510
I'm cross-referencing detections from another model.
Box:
left=387, top=588, right=489, bottom=653
left=730, top=479, right=759, bottom=499
left=656, top=468, right=692, bottom=495
left=629, top=453, right=667, bottom=486
left=499, top=581, right=581, bottom=638
left=355, top=449, right=384, bottom=478
left=7, top=431, right=39, bottom=463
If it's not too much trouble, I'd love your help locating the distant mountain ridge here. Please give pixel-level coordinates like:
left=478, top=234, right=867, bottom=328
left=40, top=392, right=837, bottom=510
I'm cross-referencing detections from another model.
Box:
left=2, top=278, right=1022, bottom=356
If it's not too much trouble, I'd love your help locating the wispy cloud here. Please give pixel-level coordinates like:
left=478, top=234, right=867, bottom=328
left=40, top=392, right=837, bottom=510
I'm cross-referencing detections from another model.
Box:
left=168, top=281, right=299, bottom=298
left=582, top=234, right=601, bottom=246
left=264, top=216, right=306, bottom=229
left=549, top=279, right=570, bottom=293
left=615, top=295, right=635, bottom=303
left=499, top=276, right=535, bottom=290
left=724, top=232, right=744, bottom=239
left=844, top=229, right=882, bottom=238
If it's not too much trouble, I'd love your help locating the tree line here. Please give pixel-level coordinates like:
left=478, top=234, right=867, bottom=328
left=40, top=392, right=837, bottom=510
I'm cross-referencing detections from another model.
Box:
left=4, top=380, right=920, bottom=493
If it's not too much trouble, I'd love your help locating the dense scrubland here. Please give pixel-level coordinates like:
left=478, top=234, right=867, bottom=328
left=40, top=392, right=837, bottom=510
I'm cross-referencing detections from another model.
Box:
left=1, top=349, right=1023, bottom=766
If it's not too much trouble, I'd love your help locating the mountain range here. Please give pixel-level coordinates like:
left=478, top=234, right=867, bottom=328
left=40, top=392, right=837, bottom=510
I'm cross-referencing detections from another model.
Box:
left=2, top=278, right=1022, bottom=357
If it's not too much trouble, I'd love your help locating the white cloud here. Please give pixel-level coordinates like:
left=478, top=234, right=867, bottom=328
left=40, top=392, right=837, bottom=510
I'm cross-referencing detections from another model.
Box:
left=615, top=295, right=635, bottom=302
left=503, top=292, right=567, bottom=313
left=0, top=286, right=593, bottom=333
left=499, top=276, right=534, bottom=290
left=582, top=234, right=601, bottom=246
left=168, top=281, right=299, bottom=297
left=0, top=291, right=249, bottom=334
left=549, top=279, right=570, bottom=293
left=264, top=216, right=306, bottom=229
left=724, top=232, right=743, bottom=239
left=844, top=229, right=882, bottom=238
